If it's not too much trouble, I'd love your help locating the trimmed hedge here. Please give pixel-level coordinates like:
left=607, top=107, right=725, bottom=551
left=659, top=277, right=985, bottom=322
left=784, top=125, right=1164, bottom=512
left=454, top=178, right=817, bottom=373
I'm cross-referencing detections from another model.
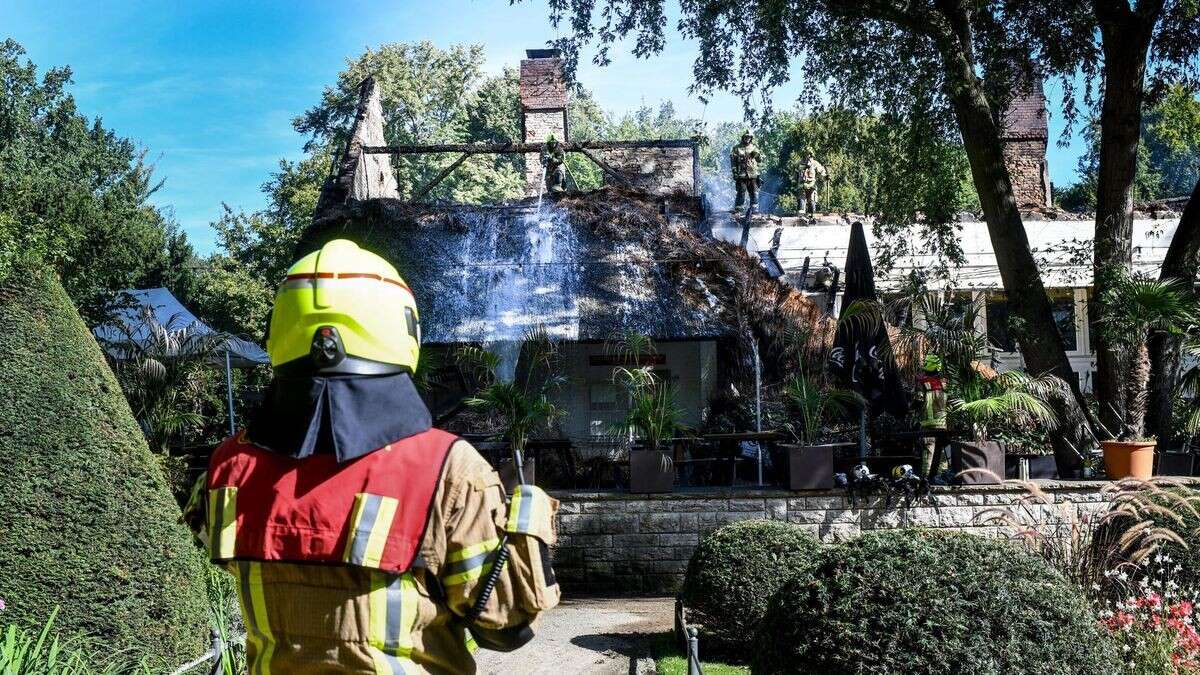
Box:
left=751, top=529, right=1118, bottom=675
left=0, top=262, right=209, bottom=667
left=682, top=519, right=821, bottom=656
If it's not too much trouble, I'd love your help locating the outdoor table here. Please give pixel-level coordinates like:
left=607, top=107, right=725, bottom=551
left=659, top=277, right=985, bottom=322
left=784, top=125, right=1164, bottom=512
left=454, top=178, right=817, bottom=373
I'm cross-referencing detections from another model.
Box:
left=702, top=431, right=784, bottom=486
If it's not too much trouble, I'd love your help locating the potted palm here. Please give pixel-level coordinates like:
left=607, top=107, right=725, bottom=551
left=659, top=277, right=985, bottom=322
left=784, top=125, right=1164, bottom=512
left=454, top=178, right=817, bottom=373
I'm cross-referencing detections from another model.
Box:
left=613, top=365, right=688, bottom=493
left=949, top=370, right=1060, bottom=484
left=780, top=373, right=861, bottom=489
left=461, top=328, right=565, bottom=488
left=1097, top=276, right=1194, bottom=479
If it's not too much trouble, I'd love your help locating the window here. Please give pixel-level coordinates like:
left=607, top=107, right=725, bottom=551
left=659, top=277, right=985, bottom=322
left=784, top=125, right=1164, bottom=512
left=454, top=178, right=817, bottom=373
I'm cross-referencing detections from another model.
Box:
left=1050, top=291, right=1078, bottom=352
left=986, top=291, right=1078, bottom=352
left=985, top=293, right=1016, bottom=353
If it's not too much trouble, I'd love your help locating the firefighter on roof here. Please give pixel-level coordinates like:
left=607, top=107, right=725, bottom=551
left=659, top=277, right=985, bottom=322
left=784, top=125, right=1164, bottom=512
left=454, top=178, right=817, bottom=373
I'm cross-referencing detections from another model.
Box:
left=187, top=239, right=559, bottom=674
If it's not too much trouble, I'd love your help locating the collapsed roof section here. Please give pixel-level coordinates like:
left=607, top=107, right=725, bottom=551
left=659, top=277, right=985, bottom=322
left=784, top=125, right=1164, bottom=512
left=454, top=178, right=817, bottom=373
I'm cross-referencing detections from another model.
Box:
left=300, top=189, right=826, bottom=346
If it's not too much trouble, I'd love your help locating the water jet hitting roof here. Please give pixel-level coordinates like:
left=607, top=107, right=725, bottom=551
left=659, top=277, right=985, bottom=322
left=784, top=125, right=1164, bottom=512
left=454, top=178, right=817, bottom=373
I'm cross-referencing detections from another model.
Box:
left=301, top=70, right=827, bottom=347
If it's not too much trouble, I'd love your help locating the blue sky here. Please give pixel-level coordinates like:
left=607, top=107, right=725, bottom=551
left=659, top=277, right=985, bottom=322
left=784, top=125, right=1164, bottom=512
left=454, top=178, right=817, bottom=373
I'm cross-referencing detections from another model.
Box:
left=2, top=1, right=1087, bottom=253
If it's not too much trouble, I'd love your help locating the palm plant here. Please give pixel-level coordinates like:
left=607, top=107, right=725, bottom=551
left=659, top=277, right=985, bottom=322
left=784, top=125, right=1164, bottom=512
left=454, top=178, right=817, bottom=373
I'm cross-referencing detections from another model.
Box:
left=782, top=373, right=862, bottom=445
left=461, top=326, right=565, bottom=458
left=615, top=377, right=689, bottom=452
left=101, top=308, right=229, bottom=455
left=465, top=382, right=563, bottom=457
left=606, top=332, right=690, bottom=451
left=951, top=371, right=1061, bottom=442
left=1098, top=276, right=1195, bottom=441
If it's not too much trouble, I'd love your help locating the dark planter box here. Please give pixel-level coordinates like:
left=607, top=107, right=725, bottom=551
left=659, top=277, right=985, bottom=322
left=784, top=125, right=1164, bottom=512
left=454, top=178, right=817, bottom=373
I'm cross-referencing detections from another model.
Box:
left=630, top=449, right=675, bottom=493
left=1004, top=454, right=1058, bottom=480
left=783, top=443, right=835, bottom=490
left=478, top=440, right=537, bottom=491
left=951, top=440, right=1005, bottom=485
left=1158, top=452, right=1194, bottom=477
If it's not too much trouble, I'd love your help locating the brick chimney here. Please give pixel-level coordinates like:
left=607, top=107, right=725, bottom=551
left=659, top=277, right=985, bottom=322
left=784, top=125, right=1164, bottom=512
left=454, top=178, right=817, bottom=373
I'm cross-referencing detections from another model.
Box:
left=1000, top=79, right=1052, bottom=209
left=520, top=48, right=569, bottom=196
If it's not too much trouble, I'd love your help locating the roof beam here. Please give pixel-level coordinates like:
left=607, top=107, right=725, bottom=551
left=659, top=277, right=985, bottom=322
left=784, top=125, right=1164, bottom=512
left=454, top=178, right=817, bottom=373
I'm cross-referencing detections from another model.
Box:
left=361, top=139, right=698, bottom=155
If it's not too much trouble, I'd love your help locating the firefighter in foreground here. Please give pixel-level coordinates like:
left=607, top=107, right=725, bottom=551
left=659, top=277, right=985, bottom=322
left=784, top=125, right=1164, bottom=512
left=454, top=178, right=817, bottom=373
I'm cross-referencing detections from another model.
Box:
left=189, top=239, right=560, bottom=673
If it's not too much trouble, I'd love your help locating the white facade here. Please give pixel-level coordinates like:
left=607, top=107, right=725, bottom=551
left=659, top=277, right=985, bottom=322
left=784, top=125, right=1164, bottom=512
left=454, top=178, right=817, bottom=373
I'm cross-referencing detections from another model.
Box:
left=549, top=340, right=718, bottom=451
left=713, top=217, right=1181, bottom=390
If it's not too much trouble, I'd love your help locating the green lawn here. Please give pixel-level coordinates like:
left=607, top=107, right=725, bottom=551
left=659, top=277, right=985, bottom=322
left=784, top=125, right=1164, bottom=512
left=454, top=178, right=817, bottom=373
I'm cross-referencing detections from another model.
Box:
left=646, top=632, right=751, bottom=675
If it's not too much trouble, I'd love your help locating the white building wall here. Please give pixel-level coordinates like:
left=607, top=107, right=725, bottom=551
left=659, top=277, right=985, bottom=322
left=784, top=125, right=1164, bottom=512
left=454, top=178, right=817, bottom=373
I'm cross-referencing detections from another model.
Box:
left=550, top=340, right=717, bottom=453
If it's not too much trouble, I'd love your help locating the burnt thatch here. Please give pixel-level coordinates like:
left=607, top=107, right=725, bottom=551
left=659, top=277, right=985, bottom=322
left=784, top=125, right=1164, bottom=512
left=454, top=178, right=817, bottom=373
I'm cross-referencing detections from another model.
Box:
left=298, top=187, right=830, bottom=351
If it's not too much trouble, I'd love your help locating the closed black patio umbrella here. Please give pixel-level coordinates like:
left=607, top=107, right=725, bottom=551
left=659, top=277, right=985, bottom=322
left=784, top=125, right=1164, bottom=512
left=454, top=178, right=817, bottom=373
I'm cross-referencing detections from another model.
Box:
left=828, top=222, right=908, bottom=454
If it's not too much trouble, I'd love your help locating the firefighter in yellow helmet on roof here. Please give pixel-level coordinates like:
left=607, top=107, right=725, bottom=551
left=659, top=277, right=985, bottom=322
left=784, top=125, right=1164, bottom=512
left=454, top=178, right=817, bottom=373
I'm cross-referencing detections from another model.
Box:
left=186, top=239, right=560, bottom=674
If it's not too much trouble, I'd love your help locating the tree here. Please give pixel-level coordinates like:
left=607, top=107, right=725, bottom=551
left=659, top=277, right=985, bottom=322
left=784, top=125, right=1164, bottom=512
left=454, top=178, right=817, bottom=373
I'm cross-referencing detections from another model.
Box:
left=0, top=259, right=210, bottom=667
left=541, top=0, right=1099, bottom=471
left=294, top=42, right=523, bottom=203
left=1011, top=0, right=1200, bottom=440
left=0, top=39, right=176, bottom=324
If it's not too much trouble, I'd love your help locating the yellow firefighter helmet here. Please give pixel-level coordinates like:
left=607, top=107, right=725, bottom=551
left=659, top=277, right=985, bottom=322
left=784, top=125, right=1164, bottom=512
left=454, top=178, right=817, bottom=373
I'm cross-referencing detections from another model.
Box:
left=267, top=239, right=420, bottom=376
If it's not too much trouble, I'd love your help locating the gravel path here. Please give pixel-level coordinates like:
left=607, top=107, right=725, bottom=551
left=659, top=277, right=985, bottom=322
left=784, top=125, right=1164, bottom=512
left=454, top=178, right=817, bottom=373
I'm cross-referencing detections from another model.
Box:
left=475, top=596, right=674, bottom=675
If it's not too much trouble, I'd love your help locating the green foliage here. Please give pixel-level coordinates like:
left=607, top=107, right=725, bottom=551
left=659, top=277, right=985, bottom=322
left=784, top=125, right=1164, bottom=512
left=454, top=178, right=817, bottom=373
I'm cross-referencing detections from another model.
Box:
left=1098, top=276, right=1195, bottom=439
left=101, top=307, right=230, bottom=456
left=0, top=261, right=209, bottom=668
left=1060, top=87, right=1200, bottom=209
left=609, top=334, right=690, bottom=450
left=782, top=373, right=861, bottom=445
left=681, top=520, right=821, bottom=658
left=462, top=328, right=566, bottom=453
left=0, top=39, right=177, bottom=323
left=294, top=42, right=523, bottom=203
left=751, top=530, right=1119, bottom=675
left=0, top=607, right=152, bottom=674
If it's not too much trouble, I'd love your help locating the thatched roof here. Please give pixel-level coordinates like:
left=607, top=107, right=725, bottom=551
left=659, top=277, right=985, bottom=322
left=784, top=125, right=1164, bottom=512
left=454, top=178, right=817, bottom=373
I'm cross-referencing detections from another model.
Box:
left=298, top=187, right=827, bottom=347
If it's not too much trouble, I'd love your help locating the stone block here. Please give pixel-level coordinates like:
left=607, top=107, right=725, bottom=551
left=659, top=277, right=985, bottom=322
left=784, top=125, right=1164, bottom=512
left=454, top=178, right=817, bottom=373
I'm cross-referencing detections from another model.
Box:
left=804, top=496, right=846, bottom=510
left=861, top=507, right=907, bottom=529
left=555, top=534, right=612, bottom=549
left=581, top=500, right=628, bottom=513
left=640, top=513, right=682, bottom=533
left=666, top=499, right=728, bottom=512
left=728, top=498, right=767, bottom=512
left=766, top=500, right=788, bottom=521
left=557, top=500, right=583, bottom=514
left=612, top=533, right=662, bottom=548
left=820, top=523, right=861, bottom=542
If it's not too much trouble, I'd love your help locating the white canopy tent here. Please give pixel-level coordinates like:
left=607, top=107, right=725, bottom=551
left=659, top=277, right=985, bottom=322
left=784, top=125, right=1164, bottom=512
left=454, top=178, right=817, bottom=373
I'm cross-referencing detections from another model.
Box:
left=93, top=287, right=270, bottom=434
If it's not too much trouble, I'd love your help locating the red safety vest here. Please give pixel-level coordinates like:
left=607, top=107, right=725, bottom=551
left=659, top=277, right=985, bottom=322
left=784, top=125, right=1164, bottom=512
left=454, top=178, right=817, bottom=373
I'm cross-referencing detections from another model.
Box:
left=206, top=428, right=456, bottom=574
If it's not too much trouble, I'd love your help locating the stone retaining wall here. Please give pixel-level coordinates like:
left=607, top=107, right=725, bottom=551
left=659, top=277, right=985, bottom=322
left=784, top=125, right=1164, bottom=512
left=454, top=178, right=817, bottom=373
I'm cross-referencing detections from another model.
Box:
left=550, top=482, right=1116, bottom=594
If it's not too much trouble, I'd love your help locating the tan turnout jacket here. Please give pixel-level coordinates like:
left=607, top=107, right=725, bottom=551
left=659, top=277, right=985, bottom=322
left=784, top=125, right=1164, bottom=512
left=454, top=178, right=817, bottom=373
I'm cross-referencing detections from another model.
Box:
left=191, top=440, right=560, bottom=674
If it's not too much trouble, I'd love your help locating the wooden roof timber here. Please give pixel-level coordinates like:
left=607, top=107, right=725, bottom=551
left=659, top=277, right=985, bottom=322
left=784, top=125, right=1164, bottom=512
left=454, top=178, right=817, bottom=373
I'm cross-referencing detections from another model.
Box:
left=361, top=139, right=698, bottom=155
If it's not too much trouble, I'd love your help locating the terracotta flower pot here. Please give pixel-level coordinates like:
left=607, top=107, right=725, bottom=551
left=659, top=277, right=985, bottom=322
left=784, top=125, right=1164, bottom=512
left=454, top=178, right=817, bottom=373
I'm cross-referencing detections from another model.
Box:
left=1102, top=440, right=1156, bottom=480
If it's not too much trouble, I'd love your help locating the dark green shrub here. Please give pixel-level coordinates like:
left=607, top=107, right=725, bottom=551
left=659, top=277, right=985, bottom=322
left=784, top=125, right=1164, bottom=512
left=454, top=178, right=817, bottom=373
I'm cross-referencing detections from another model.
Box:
left=0, top=262, right=210, bottom=667
left=752, top=529, right=1118, bottom=675
left=681, top=519, right=821, bottom=656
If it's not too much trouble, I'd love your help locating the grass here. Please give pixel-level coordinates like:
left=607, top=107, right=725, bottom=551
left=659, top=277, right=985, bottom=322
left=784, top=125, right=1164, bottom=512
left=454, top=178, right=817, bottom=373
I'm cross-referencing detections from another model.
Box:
left=646, top=632, right=751, bottom=675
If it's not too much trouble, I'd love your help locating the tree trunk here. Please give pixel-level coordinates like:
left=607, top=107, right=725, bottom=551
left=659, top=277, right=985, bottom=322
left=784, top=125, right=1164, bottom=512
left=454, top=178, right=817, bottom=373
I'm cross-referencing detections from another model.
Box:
left=1092, top=11, right=1156, bottom=440
left=1147, top=176, right=1200, bottom=444
left=937, top=46, right=1094, bottom=474
left=1124, top=342, right=1150, bottom=440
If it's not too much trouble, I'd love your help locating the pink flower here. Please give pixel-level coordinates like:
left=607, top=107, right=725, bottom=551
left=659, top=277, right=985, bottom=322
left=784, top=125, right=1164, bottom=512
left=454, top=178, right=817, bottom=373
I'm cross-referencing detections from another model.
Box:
left=0, top=598, right=6, bottom=611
